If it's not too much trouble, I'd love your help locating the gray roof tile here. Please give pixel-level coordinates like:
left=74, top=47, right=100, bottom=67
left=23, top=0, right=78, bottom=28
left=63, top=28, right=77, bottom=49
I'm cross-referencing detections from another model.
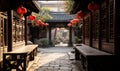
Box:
left=45, top=12, right=75, bottom=22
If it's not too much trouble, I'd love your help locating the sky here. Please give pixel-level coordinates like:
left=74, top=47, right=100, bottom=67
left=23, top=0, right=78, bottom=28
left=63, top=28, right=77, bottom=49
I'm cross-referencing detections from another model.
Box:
left=37, top=1, right=65, bottom=12
left=38, top=1, right=64, bottom=4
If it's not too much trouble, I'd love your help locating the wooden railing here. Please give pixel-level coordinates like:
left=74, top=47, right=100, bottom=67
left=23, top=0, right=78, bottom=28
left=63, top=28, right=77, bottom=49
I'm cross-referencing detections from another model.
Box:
left=3, top=44, right=38, bottom=71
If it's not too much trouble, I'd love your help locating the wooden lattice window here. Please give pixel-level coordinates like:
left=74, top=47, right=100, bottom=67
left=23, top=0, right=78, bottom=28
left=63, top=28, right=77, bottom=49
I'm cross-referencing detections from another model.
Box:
left=101, top=0, right=114, bottom=53
left=0, top=12, right=8, bottom=67
left=13, top=18, right=25, bottom=43
left=92, top=10, right=100, bottom=49
left=84, top=14, right=90, bottom=46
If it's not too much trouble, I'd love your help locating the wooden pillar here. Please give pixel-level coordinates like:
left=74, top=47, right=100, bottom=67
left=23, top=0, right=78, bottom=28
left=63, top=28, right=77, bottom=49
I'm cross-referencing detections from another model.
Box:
left=7, top=10, right=13, bottom=52
left=68, top=27, right=73, bottom=46
left=49, top=26, right=51, bottom=45
left=99, top=2, right=102, bottom=50
left=114, top=0, right=120, bottom=57
left=106, top=0, right=110, bottom=42
left=89, top=12, right=93, bottom=47
left=24, top=15, right=28, bottom=45
left=111, top=0, right=119, bottom=70
left=82, top=18, right=85, bottom=44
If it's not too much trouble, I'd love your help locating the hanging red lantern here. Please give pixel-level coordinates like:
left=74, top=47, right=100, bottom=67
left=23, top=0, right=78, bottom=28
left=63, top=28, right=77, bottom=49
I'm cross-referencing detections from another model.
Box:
left=40, top=22, right=44, bottom=27
left=42, top=23, right=45, bottom=26
left=93, top=3, right=99, bottom=10
left=17, top=7, right=23, bottom=14
left=67, top=23, right=72, bottom=27
left=36, top=20, right=42, bottom=25
left=45, top=23, right=49, bottom=26
left=17, top=7, right=27, bottom=17
left=70, top=19, right=80, bottom=25
left=28, top=15, right=36, bottom=25
left=76, top=11, right=84, bottom=19
left=21, top=7, right=27, bottom=14
left=88, top=2, right=99, bottom=12
left=36, top=20, right=40, bottom=24
left=46, top=24, right=49, bottom=26
left=28, top=15, right=36, bottom=21
left=88, top=3, right=94, bottom=12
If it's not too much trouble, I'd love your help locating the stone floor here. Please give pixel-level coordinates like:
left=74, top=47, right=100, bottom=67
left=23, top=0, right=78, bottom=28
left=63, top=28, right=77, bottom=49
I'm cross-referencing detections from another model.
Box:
left=28, top=46, right=83, bottom=71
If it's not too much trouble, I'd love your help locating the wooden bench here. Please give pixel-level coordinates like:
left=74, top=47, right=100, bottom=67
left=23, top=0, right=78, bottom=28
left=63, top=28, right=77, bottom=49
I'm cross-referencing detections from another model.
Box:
left=3, top=44, right=38, bottom=71
left=74, top=44, right=114, bottom=71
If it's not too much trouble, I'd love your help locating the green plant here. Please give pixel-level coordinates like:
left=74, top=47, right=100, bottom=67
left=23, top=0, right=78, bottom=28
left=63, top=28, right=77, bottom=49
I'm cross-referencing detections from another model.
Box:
left=32, top=7, right=53, bottom=22
left=49, top=40, right=54, bottom=47
left=63, top=0, right=74, bottom=13
left=39, top=38, right=49, bottom=47
left=73, top=36, right=79, bottom=44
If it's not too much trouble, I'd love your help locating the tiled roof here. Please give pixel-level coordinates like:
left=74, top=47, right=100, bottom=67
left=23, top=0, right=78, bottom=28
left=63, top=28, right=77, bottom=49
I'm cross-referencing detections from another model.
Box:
left=45, top=12, right=75, bottom=22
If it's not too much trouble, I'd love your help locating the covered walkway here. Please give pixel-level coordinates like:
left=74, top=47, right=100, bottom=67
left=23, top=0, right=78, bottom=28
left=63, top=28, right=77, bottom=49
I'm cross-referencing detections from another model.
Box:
left=0, top=0, right=119, bottom=71
left=29, top=46, right=82, bottom=71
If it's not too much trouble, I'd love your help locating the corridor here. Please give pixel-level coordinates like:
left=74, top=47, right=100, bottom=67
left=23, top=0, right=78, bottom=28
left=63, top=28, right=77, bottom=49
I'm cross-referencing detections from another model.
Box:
left=0, top=0, right=118, bottom=71
left=29, top=47, right=82, bottom=71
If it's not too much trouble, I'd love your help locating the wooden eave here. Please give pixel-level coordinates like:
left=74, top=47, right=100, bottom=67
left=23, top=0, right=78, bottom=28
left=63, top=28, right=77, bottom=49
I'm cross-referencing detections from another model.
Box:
left=23, top=1, right=40, bottom=13
left=70, top=1, right=81, bottom=14
left=70, top=0, right=94, bottom=14
left=0, top=0, right=39, bottom=13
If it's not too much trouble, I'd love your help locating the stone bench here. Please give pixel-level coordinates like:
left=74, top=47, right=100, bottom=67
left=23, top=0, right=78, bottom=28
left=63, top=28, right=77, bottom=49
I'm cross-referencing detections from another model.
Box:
left=3, top=44, right=38, bottom=71
left=74, top=44, right=114, bottom=71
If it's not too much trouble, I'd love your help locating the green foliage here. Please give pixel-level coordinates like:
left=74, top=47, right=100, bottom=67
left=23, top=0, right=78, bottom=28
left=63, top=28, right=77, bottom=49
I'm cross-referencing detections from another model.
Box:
left=73, top=36, right=79, bottom=44
left=32, top=7, right=53, bottom=22
left=39, top=38, right=54, bottom=47
left=49, top=40, right=54, bottom=47
left=39, top=38, right=49, bottom=47
left=63, top=0, right=74, bottom=13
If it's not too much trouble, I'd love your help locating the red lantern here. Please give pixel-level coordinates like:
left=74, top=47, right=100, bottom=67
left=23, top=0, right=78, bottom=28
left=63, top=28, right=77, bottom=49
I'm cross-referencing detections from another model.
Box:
left=93, top=3, right=99, bottom=10
left=67, top=23, right=72, bottom=27
left=76, top=11, right=84, bottom=19
left=28, top=15, right=36, bottom=21
left=76, top=15, right=81, bottom=19
left=70, top=19, right=80, bottom=24
left=88, top=2, right=99, bottom=11
left=21, top=7, right=27, bottom=14
left=46, top=24, right=49, bottom=26
left=17, top=7, right=27, bottom=15
left=17, top=7, right=23, bottom=14
left=39, top=22, right=44, bottom=27
left=45, top=23, right=49, bottom=26
left=28, top=15, right=36, bottom=25
left=36, top=20, right=42, bottom=25
left=88, top=3, right=94, bottom=11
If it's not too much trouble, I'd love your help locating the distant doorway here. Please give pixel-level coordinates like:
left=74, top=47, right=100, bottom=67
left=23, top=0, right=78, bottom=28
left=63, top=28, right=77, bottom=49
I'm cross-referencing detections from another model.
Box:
left=51, top=27, right=69, bottom=47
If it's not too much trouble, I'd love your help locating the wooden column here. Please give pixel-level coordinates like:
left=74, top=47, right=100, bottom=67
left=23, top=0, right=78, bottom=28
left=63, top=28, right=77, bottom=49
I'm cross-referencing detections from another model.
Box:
left=48, top=26, right=52, bottom=45
left=68, top=27, right=73, bottom=46
left=82, top=18, right=85, bottom=44
left=89, top=12, right=93, bottom=47
left=24, top=15, right=28, bottom=45
left=7, top=10, right=13, bottom=52
left=99, top=2, right=102, bottom=50
left=115, top=0, right=120, bottom=57
left=106, top=0, right=110, bottom=42
left=0, top=14, right=1, bottom=47
left=112, top=0, right=119, bottom=70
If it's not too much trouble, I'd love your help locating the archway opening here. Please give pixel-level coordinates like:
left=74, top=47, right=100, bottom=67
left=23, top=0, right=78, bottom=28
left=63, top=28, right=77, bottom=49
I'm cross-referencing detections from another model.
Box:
left=51, top=27, right=69, bottom=47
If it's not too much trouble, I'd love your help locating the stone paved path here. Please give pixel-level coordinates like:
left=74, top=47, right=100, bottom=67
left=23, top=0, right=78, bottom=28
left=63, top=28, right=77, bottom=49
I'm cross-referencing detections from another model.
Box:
left=28, top=47, right=82, bottom=71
